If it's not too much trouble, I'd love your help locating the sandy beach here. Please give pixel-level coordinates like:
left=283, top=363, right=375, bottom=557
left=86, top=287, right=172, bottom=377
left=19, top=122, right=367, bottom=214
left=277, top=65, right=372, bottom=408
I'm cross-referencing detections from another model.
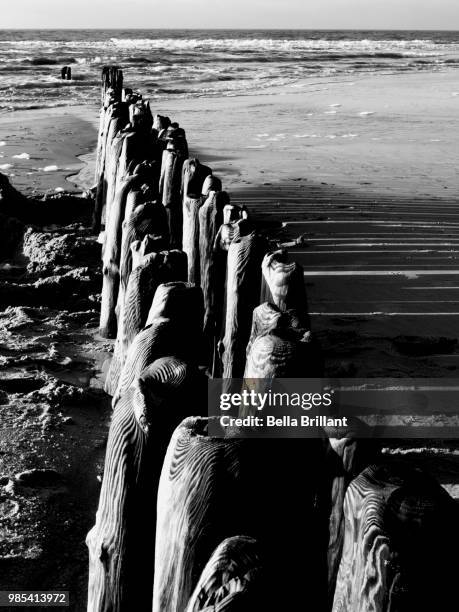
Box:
left=1, top=66, right=459, bottom=608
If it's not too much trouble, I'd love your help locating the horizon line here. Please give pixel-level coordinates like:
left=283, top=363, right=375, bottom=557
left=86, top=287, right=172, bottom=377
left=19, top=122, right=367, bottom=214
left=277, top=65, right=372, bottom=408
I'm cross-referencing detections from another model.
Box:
left=0, top=26, right=458, bottom=32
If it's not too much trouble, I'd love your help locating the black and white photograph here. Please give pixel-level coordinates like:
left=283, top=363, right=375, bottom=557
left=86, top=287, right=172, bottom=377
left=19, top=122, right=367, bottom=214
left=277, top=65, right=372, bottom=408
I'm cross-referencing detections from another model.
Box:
left=0, top=1, right=458, bottom=610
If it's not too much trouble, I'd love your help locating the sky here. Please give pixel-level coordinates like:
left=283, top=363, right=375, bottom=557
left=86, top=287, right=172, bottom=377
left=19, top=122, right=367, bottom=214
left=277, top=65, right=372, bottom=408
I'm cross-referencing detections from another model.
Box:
left=2, top=0, right=459, bottom=30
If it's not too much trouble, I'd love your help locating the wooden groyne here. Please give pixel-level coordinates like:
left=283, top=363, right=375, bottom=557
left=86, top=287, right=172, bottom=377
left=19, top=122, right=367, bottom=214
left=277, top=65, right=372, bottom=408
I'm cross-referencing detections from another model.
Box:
left=87, top=68, right=457, bottom=611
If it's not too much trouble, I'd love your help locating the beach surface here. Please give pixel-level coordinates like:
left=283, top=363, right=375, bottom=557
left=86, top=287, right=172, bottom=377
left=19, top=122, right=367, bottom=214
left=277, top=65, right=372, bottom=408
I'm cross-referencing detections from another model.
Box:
left=0, top=69, right=458, bottom=608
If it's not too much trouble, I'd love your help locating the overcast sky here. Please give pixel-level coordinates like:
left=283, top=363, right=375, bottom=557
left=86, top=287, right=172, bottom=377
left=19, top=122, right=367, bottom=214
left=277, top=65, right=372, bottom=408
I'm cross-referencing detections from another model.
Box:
left=3, top=0, right=459, bottom=30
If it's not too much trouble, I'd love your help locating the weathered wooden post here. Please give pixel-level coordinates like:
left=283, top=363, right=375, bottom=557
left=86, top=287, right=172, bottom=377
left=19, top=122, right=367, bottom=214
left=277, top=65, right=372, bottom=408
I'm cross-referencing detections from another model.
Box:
left=182, top=158, right=212, bottom=284
left=61, top=66, right=71, bottom=80
left=113, top=282, right=203, bottom=403
left=159, top=129, right=189, bottom=249
left=94, top=67, right=125, bottom=233
left=153, top=417, right=328, bottom=612
left=106, top=251, right=189, bottom=396
left=87, top=357, right=205, bottom=612
left=117, top=199, right=169, bottom=315
left=332, top=461, right=457, bottom=611
left=261, top=250, right=309, bottom=326
left=220, top=231, right=266, bottom=380
left=199, top=190, right=229, bottom=366
left=185, top=536, right=265, bottom=611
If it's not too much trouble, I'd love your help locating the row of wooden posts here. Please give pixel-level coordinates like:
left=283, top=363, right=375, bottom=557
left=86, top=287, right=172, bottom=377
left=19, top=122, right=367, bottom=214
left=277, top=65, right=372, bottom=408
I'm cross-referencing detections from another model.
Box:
left=87, top=67, right=457, bottom=611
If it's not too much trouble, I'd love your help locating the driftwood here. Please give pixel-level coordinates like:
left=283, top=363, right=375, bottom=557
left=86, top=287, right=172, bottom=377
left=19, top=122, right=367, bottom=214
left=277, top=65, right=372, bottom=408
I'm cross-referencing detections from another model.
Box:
left=185, top=536, right=264, bottom=611
left=220, top=231, right=265, bottom=380
left=87, top=357, right=205, bottom=612
left=332, top=461, right=457, bottom=611
left=261, top=250, right=309, bottom=326
left=199, top=191, right=230, bottom=366
left=153, top=417, right=328, bottom=612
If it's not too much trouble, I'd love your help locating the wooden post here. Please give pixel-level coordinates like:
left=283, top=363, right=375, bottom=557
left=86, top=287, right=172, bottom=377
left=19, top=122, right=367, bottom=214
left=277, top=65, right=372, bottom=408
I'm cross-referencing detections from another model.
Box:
left=182, top=159, right=212, bottom=285
left=117, top=199, right=170, bottom=318
left=332, top=462, right=457, bottom=611
left=185, top=536, right=264, bottom=611
left=106, top=250, right=189, bottom=396
left=87, top=358, right=204, bottom=612
left=101, top=66, right=124, bottom=104
left=261, top=250, right=310, bottom=327
left=199, top=191, right=230, bottom=366
left=323, top=424, right=378, bottom=607
left=61, top=66, right=71, bottom=80
left=220, top=231, right=265, bottom=380
left=100, top=173, right=145, bottom=338
left=153, top=417, right=328, bottom=612
left=145, top=281, right=204, bottom=328
left=113, top=282, right=203, bottom=404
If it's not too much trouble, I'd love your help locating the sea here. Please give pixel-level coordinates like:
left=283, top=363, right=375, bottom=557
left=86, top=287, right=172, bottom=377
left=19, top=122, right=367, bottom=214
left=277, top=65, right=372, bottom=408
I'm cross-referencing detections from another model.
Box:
left=0, top=29, right=458, bottom=112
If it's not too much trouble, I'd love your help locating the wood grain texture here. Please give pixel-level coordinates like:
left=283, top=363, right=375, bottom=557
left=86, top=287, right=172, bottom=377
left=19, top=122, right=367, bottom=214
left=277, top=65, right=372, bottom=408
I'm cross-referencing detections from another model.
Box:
left=100, top=173, right=142, bottom=338
left=332, top=461, right=458, bottom=612
left=146, top=281, right=204, bottom=330
left=185, top=536, right=264, bottom=612
left=114, top=280, right=203, bottom=404
left=322, top=422, right=379, bottom=606
left=159, top=149, right=185, bottom=248
left=154, top=417, right=328, bottom=612
left=105, top=252, right=163, bottom=396
left=87, top=357, right=205, bottom=612
left=183, top=195, right=204, bottom=285
left=220, top=231, right=265, bottom=380
left=261, top=250, right=309, bottom=326
left=199, top=191, right=230, bottom=365
left=117, top=200, right=169, bottom=316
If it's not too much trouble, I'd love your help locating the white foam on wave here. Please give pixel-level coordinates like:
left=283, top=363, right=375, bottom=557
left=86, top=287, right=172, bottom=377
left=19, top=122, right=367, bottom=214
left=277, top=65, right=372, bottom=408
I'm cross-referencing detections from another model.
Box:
left=341, top=134, right=358, bottom=138
left=13, top=152, right=30, bottom=159
left=0, top=141, right=5, bottom=146
left=329, top=103, right=341, bottom=107
left=246, top=145, right=267, bottom=149
left=324, top=110, right=337, bottom=114
left=41, top=165, right=59, bottom=172
left=359, top=111, right=375, bottom=116
left=0, top=163, right=12, bottom=170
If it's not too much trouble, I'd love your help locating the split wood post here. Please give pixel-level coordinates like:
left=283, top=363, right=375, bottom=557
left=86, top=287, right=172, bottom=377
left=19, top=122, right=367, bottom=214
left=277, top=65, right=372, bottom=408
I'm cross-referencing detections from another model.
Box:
left=159, top=128, right=189, bottom=249
left=181, top=159, right=212, bottom=284
left=113, top=282, right=203, bottom=404
left=153, top=417, right=328, bottom=611
left=185, top=536, right=265, bottom=611
left=220, top=231, right=266, bottom=381
left=198, top=190, right=229, bottom=367
left=87, top=358, right=205, bottom=612
left=261, top=249, right=310, bottom=327
left=332, top=461, right=457, bottom=611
